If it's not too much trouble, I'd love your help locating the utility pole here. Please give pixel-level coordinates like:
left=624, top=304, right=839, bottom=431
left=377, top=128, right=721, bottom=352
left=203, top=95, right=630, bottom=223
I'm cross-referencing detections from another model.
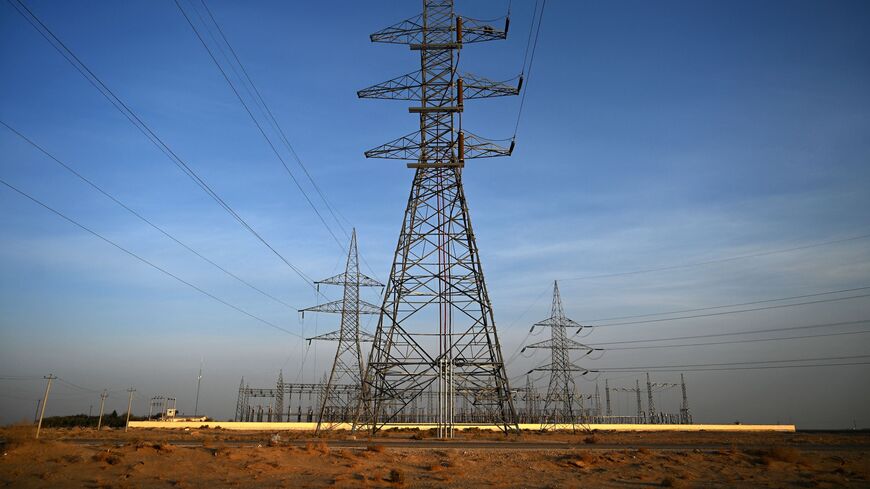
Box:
left=354, top=0, right=520, bottom=438
left=125, top=387, right=135, bottom=432
left=646, top=372, right=656, bottom=424
left=33, top=399, right=41, bottom=424
left=605, top=379, right=612, bottom=417
left=194, top=357, right=203, bottom=417
left=97, top=390, right=108, bottom=431
left=35, top=374, right=56, bottom=439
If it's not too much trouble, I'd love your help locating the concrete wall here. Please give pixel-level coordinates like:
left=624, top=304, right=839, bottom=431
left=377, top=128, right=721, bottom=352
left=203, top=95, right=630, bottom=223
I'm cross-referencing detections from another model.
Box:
left=127, top=421, right=796, bottom=432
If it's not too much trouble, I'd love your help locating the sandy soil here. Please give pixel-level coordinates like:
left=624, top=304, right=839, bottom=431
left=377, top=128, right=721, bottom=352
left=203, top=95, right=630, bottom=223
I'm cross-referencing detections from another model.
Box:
left=1, top=426, right=868, bottom=488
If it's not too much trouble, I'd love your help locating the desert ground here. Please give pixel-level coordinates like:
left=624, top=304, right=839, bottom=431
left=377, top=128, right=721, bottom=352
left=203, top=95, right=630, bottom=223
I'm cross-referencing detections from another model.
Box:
left=1, top=426, right=868, bottom=488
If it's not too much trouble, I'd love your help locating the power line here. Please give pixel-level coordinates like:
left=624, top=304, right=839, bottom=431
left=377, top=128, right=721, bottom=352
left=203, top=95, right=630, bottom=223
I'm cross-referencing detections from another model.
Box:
left=1, top=119, right=296, bottom=310
left=197, top=0, right=349, bottom=237
left=588, top=319, right=870, bottom=345
left=187, top=0, right=384, bottom=284
left=600, top=329, right=870, bottom=351
left=6, top=0, right=325, bottom=299
left=581, top=292, right=870, bottom=329
left=173, top=0, right=346, bottom=253
left=594, top=362, right=870, bottom=374
left=512, top=0, right=546, bottom=137
left=0, top=177, right=302, bottom=339
left=561, top=233, right=870, bottom=282
left=591, top=354, right=870, bottom=371
left=502, top=286, right=551, bottom=366
left=582, top=286, right=870, bottom=323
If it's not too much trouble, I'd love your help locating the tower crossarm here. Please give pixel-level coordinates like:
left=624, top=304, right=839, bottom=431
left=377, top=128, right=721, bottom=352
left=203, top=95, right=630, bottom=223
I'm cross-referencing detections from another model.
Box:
left=531, top=316, right=584, bottom=331
left=370, top=14, right=508, bottom=45
left=358, top=70, right=520, bottom=101
left=461, top=72, right=521, bottom=99
left=528, top=362, right=590, bottom=375
left=300, top=299, right=381, bottom=315
left=306, top=329, right=376, bottom=344
left=365, top=129, right=513, bottom=164
left=315, top=271, right=383, bottom=287
left=522, top=338, right=596, bottom=352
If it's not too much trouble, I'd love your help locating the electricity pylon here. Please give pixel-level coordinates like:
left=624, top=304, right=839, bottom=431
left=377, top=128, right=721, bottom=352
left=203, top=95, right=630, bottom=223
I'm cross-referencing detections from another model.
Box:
left=354, top=0, right=520, bottom=437
left=302, top=230, right=382, bottom=433
left=523, top=281, right=594, bottom=430
left=680, top=373, right=692, bottom=424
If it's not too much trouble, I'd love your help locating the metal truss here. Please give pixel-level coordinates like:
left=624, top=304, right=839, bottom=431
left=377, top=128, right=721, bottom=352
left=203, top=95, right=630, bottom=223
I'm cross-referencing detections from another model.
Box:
left=301, top=230, right=383, bottom=433
left=369, top=12, right=509, bottom=45
left=305, top=329, right=375, bottom=344
left=234, top=371, right=286, bottom=422
left=524, top=281, right=596, bottom=430
left=358, top=70, right=521, bottom=101
left=354, top=0, right=519, bottom=438
left=364, top=129, right=514, bottom=163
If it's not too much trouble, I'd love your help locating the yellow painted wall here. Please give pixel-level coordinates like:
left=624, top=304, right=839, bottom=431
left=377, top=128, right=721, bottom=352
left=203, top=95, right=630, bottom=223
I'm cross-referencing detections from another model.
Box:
left=127, top=421, right=795, bottom=432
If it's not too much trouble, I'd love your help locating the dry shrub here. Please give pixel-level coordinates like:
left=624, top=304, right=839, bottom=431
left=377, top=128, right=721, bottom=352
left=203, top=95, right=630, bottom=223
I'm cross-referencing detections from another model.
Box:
left=92, top=450, right=122, bottom=465
left=583, top=435, right=598, bottom=444
left=304, top=440, right=330, bottom=455
left=0, top=423, right=35, bottom=449
left=388, top=468, right=405, bottom=484
left=661, top=476, right=691, bottom=488
left=750, top=446, right=804, bottom=466
left=561, top=451, right=596, bottom=468
left=316, top=440, right=330, bottom=454
left=768, top=447, right=802, bottom=463
left=661, top=476, right=677, bottom=487
left=153, top=442, right=174, bottom=453
left=62, top=454, right=84, bottom=464
left=366, top=444, right=385, bottom=453
left=575, top=451, right=596, bottom=463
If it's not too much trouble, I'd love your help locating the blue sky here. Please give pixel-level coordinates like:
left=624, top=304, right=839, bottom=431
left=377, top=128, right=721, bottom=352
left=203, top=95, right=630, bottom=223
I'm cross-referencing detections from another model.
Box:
left=1, top=0, right=869, bottom=428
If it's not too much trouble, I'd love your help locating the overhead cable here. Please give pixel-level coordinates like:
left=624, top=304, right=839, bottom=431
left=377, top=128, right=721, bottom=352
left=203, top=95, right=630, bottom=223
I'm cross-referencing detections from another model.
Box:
left=0, top=177, right=302, bottom=339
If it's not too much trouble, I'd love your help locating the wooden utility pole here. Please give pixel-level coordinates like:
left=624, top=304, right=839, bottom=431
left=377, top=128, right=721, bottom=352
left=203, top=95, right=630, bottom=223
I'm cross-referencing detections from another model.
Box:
left=125, top=387, right=135, bottom=432
left=35, top=374, right=56, bottom=439
left=97, top=390, right=108, bottom=430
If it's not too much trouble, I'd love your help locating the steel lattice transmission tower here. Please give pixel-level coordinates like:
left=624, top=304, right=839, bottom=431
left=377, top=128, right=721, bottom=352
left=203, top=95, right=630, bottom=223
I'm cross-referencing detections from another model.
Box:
left=523, top=281, right=594, bottom=428
left=302, top=230, right=382, bottom=433
left=354, top=0, right=520, bottom=437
